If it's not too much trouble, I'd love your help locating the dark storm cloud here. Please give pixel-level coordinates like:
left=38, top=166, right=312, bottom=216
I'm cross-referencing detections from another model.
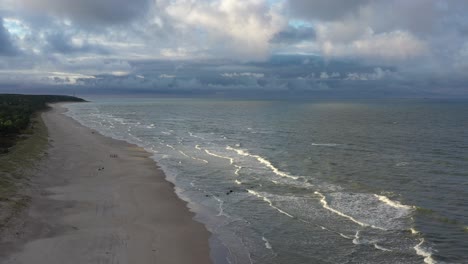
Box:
left=74, top=55, right=397, bottom=92
left=18, top=0, right=152, bottom=25
left=271, top=25, right=315, bottom=44
left=0, top=17, right=17, bottom=56
left=45, top=32, right=110, bottom=54
left=0, top=0, right=467, bottom=97
left=288, top=0, right=371, bottom=21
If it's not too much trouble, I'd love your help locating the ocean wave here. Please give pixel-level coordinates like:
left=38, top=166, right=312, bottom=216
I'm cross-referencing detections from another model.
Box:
left=165, top=144, right=175, bottom=150
left=374, top=244, right=392, bottom=252
left=179, top=150, right=209, bottom=163
left=246, top=190, right=294, bottom=218
left=226, top=146, right=298, bottom=180
left=189, top=132, right=205, bottom=140
left=414, top=239, right=436, bottom=264
left=234, top=165, right=242, bottom=176
left=315, top=192, right=382, bottom=230
left=374, top=194, right=414, bottom=210
left=262, top=236, right=273, bottom=250
left=213, top=195, right=227, bottom=217
left=321, top=192, right=413, bottom=231
left=204, top=149, right=234, bottom=164
left=353, top=231, right=393, bottom=252
left=311, top=143, right=339, bottom=147
left=396, top=162, right=409, bottom=167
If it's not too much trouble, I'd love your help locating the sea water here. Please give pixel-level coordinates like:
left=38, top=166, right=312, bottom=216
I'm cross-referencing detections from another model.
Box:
left=66, top=98, right=468, bottom=264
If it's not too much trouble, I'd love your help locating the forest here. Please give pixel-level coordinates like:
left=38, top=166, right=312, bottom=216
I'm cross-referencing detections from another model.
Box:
left=0, top=94, right=86, bottom=150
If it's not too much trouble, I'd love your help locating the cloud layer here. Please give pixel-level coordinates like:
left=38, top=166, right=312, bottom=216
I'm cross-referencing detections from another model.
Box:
left=0, top=18, right=17, bottom=56
left=0, top=0, right=467, bottom=96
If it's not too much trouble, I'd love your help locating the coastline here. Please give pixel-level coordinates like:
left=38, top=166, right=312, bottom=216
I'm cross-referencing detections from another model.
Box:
left=0, top=104, right=212, bottom=263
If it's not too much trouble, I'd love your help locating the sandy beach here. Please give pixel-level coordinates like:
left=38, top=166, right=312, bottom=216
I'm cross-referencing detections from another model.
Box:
left=0, top=104, right=212, bottom=264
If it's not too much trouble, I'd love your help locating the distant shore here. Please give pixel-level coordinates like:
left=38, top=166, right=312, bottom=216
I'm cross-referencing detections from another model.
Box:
left=0, top=104, right=212, bottom=264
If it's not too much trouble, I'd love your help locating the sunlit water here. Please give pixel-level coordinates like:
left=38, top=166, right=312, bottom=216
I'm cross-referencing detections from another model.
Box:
left=66, top=98, right=468, bottom=264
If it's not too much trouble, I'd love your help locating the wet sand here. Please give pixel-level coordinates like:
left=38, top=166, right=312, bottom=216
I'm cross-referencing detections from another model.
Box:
left=0, top=104, right=212, bottom=264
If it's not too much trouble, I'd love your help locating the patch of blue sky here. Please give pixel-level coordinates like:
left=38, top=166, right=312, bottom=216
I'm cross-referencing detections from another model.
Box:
left=289, top=19, right=313, bottom=28
left=4, top=18, right=29, bottom=38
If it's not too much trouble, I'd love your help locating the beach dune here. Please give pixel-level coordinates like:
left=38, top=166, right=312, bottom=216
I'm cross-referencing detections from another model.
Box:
left=1, top=104, right=212, bottom=264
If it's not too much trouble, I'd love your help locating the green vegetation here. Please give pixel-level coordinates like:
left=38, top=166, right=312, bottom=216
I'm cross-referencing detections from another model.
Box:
left=0, top=94, right=85, bottom=229
left=0, top=94, right=85, bottom=151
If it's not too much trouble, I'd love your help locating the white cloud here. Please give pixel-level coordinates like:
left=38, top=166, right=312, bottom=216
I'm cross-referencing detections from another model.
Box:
left=319, top=72, right=329, bottom=79
left=221, top=72, right=265, bottom=78
left=159, top=74, right=176, bottom=78
left=166, top=0, right=287, bottom=60
left=345, top=67, right=394, bottom=80
left=319, top=30, right=428, bottom=61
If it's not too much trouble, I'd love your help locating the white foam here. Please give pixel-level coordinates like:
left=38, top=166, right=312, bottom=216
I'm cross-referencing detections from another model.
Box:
left=179, top=150, right=190, bottom=158
left=414, top=239, right=436, bottom=264
left=189, top=132, right=205, bottom=140
left=195, top=145, right=202, bottom=150
left=227, top=146, right=298, bottom=180
left=235, top=180, right=242, bottom=185
left=165, top=144, right=175, bottom=150
left=234, top=165, right=242, bottom=176
left=315, top=192, right=385, bottom=230
left=374, top=244, right=392, bottom=252
left=205, top=149, right=234, bottom=164
left=247, top=190, right=294, bottom=218
left=262, top=236, right=273, bottom=250
left=374, top=194, right=414, bottom=210
left=179, top=150, right=209, bottom=163
left=410, top=228, right=420, bottom=235
left=311, top=143, right=339, bottom=147
left=353, top=231, right=392, bottom=252
left=396, top=162, right=409, bottom=167
left=213, top=196, right=227, bottom=217
left=352, top=231, right=361, bottom=245
left=339, top=233, right=352, bottom=239
left=195, top=157, right=209, bottom=164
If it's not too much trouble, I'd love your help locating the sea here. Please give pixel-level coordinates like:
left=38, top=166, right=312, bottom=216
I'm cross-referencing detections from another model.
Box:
left=65, top=97, right=468, bottom=264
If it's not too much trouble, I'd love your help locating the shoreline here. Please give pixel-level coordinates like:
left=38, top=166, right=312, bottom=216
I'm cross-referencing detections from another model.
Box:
left=0, top=104, right=213, bottom=263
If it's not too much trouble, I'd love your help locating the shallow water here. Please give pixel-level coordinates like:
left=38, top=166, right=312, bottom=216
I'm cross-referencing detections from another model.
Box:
left=66, top=98, right=468, bottom=264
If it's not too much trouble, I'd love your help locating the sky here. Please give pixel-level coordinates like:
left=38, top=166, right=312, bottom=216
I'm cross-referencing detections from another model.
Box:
left=0, top=0, right=468, bottom=97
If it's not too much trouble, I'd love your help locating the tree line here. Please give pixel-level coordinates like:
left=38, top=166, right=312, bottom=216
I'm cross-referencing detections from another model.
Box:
left=0, top=94, right=86, bottom=149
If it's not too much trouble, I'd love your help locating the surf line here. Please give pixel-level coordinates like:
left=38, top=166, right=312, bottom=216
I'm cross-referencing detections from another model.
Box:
left=234, top=165, right=242, bottom=176
left=414, top=238, right=436, bottom=264
left=298, top=218, right=353, bottom=240
left=314, top=191, right=386, bottom=231
left=165, top=144, right=175, bottom=150
left=179, top=150, right=208, bottom=163
left=374, top=194, right=414, bottom=210
left=262, top=236, right=273, bottom=250
left=226, top=146, right=298, bottom=180
left=247, top=189, right=294, bottom=218
left=353, top=231, right=393, bottom=252
left=188, top=132, right=205, bottom=140
left=204, top=149, right=234, bottom=164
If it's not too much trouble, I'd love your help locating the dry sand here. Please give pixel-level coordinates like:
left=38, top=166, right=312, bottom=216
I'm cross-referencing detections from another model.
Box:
left=0, top=104, right=212, bottom=264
